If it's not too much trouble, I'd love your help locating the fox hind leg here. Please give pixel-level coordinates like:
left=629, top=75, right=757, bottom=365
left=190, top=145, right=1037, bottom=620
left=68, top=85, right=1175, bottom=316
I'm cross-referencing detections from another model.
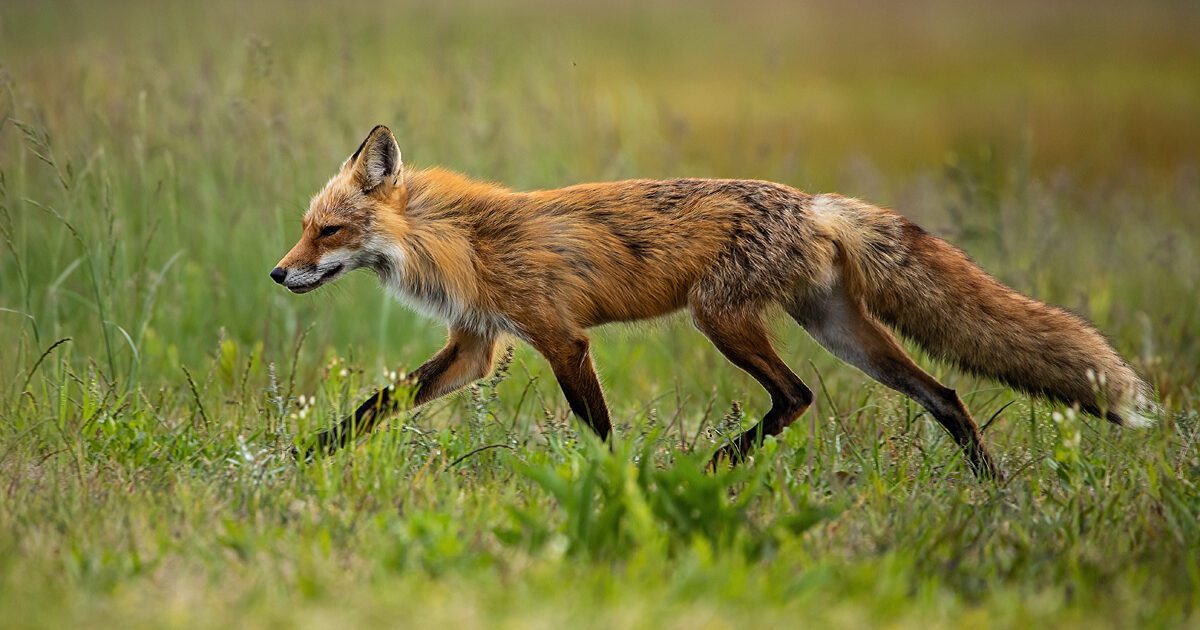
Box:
left=691, top=304, right=814, bottom=466
left=787, top=282, right=998, bottom=478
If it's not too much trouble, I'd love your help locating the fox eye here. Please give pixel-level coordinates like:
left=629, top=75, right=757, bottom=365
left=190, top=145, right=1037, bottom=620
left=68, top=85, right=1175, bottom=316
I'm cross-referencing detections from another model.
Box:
left=318, top=225, right=342, bottom=238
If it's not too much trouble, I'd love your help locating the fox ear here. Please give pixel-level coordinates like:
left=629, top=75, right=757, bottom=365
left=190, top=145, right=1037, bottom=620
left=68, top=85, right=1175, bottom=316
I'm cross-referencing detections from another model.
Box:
left=346, top=125, right=402, bottom=194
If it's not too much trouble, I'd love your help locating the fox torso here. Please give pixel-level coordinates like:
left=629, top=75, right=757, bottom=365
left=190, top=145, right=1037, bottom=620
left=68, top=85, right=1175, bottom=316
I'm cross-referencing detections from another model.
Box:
left=374, top=169, right=838, bottom=336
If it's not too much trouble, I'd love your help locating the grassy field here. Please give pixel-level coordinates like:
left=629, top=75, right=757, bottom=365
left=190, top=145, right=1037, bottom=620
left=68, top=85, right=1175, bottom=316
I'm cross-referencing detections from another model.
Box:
left=2, top=1, right=1199, bottom=627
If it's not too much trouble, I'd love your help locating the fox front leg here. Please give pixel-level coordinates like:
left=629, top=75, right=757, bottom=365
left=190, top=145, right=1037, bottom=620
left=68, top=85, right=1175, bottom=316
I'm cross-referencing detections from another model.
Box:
left=297, top=328, right=499, bottom=458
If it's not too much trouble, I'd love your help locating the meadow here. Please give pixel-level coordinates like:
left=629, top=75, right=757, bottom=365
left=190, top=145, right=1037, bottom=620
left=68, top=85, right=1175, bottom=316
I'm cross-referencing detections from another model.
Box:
left=1, top=1, right=1198, bottom=627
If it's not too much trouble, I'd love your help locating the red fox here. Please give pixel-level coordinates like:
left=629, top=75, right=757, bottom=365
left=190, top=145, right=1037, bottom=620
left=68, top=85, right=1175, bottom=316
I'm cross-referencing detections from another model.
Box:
left=272, top=125, right=1156, bottom=477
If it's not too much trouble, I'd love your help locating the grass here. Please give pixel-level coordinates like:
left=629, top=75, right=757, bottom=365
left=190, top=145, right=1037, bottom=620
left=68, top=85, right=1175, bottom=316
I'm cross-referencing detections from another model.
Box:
left=1, top=1, right=1199, bottom=627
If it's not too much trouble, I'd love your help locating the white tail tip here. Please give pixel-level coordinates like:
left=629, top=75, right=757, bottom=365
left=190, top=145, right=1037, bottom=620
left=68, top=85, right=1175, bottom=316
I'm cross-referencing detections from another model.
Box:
left=1119, top=391, right=1159, bottom=428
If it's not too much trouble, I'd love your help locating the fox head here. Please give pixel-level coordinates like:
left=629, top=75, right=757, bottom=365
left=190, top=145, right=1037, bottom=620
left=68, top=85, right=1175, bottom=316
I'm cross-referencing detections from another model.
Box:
left=270, top=125, right=405, bottom=293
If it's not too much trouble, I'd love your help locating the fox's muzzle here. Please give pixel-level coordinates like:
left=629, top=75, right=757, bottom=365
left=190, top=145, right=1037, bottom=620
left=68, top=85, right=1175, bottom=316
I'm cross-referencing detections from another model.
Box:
left=270, top=260, right=350, bottom=294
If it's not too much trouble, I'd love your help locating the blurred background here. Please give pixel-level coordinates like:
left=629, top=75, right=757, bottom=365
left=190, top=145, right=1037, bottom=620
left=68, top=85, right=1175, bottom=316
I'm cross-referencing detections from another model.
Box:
left=2, top=0, right=1198, bottom=404
left=2, top=3, right=1200, bottom=625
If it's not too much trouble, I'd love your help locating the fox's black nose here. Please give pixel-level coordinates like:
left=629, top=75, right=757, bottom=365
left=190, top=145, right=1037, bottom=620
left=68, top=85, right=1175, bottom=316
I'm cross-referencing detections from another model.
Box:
left=269, top=267, right=287, bottom=284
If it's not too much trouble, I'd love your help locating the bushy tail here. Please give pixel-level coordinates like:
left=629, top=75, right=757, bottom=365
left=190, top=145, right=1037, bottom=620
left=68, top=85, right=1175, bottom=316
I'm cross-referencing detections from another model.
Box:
left=810, top=194, right=1156, bottom=427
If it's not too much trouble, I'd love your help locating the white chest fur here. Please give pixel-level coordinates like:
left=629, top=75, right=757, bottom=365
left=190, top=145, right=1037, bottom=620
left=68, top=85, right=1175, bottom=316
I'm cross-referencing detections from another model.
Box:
left=371, top=241, right=516, bottom=336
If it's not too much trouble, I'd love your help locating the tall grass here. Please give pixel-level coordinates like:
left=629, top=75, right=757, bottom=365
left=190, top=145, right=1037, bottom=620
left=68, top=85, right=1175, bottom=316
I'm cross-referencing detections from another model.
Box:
left=1, top=1, right=1198, bottom=627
